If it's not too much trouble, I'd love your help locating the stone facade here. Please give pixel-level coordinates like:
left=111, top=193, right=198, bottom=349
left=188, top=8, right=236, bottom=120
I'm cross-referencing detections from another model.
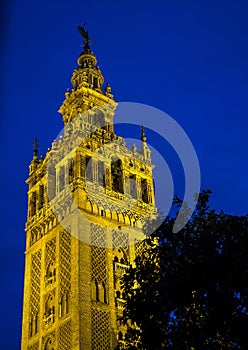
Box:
left=21, top=32, right=156, bottom=350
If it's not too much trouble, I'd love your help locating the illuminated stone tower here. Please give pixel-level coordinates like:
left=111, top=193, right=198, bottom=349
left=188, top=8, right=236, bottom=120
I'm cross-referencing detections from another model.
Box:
left=21, top=27, right=156, bottom=350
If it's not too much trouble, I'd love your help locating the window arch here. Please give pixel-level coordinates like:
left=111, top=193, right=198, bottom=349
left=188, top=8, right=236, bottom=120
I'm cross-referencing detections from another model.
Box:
left=92, top=279, right=99, bottom=302
left=44, top=337, right=54, bottom=350
left=101, top=281, right=107, bottom=304
left=45, top=261, right=56, bottom=285
left=30, top=191, right=37, bottom=217
left=111, top=158, right=123, bottom=193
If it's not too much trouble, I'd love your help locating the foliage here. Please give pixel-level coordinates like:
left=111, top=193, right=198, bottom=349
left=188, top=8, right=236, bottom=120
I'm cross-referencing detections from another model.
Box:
left=119, top=190, right=248, bottom=349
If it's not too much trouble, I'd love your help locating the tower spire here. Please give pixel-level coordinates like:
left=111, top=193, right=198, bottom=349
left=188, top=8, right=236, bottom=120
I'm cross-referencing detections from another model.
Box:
left=33, top=138, right=39, bottom=160
left=140, top=125, right=147, bottom=142
left=59, top=25, right=116, bottom=125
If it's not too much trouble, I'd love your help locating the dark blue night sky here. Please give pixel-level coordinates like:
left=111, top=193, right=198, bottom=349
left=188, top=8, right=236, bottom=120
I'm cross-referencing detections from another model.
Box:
left=1, top=0, right=248, bottom=348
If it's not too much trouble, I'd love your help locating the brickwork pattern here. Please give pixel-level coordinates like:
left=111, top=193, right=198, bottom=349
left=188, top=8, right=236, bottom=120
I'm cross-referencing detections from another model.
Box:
left=30, top=250, right=42, bottom=316
left=59, top=320, right=72, bottom=349
left=92, top=308, right=110, bottom=350
left=112, top=230, right=129, bottom=261
left=45, top=238, right=56, bottom=271
left=45, top=238, right=56, bottom=288
left=42, top=331, right=55, bottom=350
left=27, top=342, right=39, bottom=350
left=79, top=240, right=92, bottom=349
left=134, top=238, right=145, bottom=257
left=91, top=223, right=107, bottom=283
left=59, top=231, right=71, bottom=295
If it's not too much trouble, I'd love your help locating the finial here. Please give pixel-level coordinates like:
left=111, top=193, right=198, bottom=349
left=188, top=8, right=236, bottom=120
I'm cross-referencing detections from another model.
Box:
left=78, top=23, right=93, bottom=52
left=132, top=143, right=137, bottom=152
left=65, top=88, right=70, bottom=98
left=105, top=83, right=111, bottom=92
left=140, top=126, right=147, bottom=142
left=105, top=83, right=113, bottom=98
left=33, top=138, right=39, bottom=160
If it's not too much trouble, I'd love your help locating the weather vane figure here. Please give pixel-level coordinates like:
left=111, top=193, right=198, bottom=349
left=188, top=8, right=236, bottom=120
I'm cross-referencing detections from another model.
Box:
left=78, top=23, right=93, bottom=52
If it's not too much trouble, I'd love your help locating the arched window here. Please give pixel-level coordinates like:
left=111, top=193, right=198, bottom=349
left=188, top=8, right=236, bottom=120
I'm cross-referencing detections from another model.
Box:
left=101, top=282, right=107, bottom=304
left=68, top=159, right=74, bottom=184
left=47, top=164, right=56, bottom=199
left=30, top=191, right=37, bottom=217
left=100, top=208, right=106, bottom=217
left=93, top=280, right=99, bottom=302
left=95, top=110, right=105, bottom=128
left=59, top=298, right=62, bottom=318
left=111, top=158, right=123, bottom=193
left=45, top=261, right=56, bottom=285
left=38, top=185, right=44, bottom=210
left=85, top=156, right=93, bottom=181
left=98, top=161, right=105, bottom=187
left=44, top=337, right=54, bottom=350
left=29, top=318, right=32, bottom=338
left=29, top=313, right=38, bottom=337
left=93, top=76, right=99, bottom=89
left=141, top=178, right=149, bottom=203
left=43, top=294, right=55, bottom=327
left=114, top=247, right=128, bottom=265
left=59, top=166, right=65, bottom=192
left=65, top=293, right=69, bottom=314
left=45, top=294, right=55, bottom=318
left=129, top=174, right=137, bottom=199
left=33, top=313, right=38, bottom=334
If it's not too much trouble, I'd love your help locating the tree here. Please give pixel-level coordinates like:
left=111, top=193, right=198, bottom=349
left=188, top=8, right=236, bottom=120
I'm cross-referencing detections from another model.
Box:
left=119, top=190, right=248, bottom=349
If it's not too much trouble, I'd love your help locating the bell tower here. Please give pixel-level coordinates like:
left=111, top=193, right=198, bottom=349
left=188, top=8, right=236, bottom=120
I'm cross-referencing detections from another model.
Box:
left=21, top=26, right=156, bottom=350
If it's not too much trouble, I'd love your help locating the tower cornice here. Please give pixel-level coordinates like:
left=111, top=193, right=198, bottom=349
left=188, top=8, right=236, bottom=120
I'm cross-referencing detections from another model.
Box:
left=59, top=85, right=116, bottom=125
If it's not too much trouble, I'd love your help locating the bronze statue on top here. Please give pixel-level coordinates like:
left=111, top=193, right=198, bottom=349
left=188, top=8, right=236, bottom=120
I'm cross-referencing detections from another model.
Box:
left=78, top=23, right=92, bottom=52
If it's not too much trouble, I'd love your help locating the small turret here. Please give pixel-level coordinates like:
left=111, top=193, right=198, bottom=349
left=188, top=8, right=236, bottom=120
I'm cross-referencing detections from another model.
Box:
left=33, top=138, right=39, bottom=160
left=105, top=83, right=114, bottom=99
left=140, top=126, right=151, bottom=162
left=29, top=138, right=40, bottom=174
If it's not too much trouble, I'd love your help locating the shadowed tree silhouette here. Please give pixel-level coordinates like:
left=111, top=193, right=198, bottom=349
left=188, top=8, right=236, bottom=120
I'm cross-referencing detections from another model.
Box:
left=118, top=190, right=248, bottom=349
